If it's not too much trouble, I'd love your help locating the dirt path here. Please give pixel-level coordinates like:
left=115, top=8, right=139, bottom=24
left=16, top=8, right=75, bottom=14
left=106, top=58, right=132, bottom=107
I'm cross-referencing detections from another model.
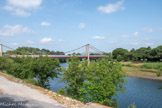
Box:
left=0, top=76, right=66, bottom=108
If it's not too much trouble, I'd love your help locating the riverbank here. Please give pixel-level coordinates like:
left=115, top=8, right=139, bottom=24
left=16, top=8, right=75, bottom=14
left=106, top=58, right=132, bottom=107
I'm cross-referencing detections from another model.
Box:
left=123, top=66, right=162, bottom=81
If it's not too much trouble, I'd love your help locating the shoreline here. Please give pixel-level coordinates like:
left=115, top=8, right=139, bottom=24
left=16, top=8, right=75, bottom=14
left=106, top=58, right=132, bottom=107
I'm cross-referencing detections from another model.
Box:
left=127, top=73, right=162, bottom=81
left=122, top=66, right=162, bottom=81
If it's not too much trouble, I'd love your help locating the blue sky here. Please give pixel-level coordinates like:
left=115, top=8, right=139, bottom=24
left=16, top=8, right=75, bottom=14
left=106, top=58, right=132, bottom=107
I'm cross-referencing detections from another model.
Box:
left=0, top=0, right=162, bottom=53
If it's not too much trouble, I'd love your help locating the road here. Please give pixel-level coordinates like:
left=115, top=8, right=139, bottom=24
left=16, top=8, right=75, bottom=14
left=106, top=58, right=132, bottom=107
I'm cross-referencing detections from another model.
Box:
left=0, top=76, right=65, bottom=108
left=0, top=94, right=65, bottom=108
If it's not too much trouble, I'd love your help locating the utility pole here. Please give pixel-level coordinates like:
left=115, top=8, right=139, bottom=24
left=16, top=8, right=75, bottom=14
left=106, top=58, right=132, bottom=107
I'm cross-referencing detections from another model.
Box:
left=0, top=44, right=2, bottom=57
left=86, top=44, right=90, bottom=64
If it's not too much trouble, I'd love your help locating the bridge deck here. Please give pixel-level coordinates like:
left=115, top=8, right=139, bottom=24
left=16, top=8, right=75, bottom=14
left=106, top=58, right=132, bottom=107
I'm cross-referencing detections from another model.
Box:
left=10, top=55, right=104, bottom=58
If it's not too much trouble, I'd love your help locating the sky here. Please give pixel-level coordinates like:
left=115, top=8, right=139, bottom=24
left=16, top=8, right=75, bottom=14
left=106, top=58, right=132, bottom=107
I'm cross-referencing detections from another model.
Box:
left=0, top=0, right=162, bottom=53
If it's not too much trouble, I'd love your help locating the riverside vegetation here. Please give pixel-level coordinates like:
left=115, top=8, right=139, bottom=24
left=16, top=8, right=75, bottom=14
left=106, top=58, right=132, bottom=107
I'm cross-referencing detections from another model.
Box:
left=0, top=55, right=126, bottom=107
left=0, top=56, right=60, bottom=88
left=60, top=56, right=126, bottom=107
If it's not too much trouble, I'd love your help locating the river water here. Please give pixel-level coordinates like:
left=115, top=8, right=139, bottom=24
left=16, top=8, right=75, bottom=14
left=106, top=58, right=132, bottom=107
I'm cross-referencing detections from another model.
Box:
left=50, top=63, right=162, bottom=108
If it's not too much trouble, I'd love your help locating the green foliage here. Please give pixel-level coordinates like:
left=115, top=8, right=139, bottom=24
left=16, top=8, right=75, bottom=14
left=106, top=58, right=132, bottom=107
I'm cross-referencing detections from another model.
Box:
left=0, top=56, right=60, bottom=89
left=61, top=56, right=126, bottom=106
left=117, top=55, right=123, bottom=62
left=0, top=56, right=13, bottom=71
left=35, top=56, right=60, bottom=88
left=24, top=79, right=38, bottom=85
left=141, top=62, right=162, bottom=71
left=5, top=47, right=65, bottom=55
left=156, top=72, right=161, bottom=77
left=128, top=103, right=137, bottom=108
left=112, top=48, right=128, bottom=61
left=121, top=63, right=133, bottom=67
left=61, top=56, right=87, bottom=98
left=112, top=45, right=162, bottom=62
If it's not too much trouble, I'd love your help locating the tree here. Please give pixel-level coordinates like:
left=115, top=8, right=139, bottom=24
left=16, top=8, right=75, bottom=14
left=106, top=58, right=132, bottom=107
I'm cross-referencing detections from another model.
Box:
left=35, top=56, right=61, bottom=88
left=133, top=47, right=151, bottom=61
left=62, top=57, right=126, bottom=106
left=112, top=48, right=128, bottom=61
left=4, top=56, right=60, bottom=89
left=61, top=56, right=87, bottom=98
left=151, top=45, right=162, bottom=61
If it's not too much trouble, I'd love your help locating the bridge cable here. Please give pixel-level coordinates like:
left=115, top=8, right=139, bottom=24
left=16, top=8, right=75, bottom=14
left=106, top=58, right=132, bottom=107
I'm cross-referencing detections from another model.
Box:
left=64, top=45, right=86, bottom=54
left=2, top=44, right=32, bottom=55
left=89, top=45, right=105, bottom=54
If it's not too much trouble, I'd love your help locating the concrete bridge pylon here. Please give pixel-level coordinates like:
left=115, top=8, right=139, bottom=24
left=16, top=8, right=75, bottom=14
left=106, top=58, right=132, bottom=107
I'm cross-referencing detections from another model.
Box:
left=0, top=44, right=2, bottom=57
left=86, top=44, right=90, bottom=64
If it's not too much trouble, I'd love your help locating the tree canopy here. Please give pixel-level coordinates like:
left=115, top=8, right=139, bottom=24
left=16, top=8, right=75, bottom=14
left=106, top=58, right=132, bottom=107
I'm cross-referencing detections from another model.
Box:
left=5, top=47, right=65, bottom=55
left=61, top=56, right=126, bottom=106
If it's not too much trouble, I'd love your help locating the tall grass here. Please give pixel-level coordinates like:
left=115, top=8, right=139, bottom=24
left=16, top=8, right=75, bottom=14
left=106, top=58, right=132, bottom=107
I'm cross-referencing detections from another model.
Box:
left=141, top=62, right=162, bottom=71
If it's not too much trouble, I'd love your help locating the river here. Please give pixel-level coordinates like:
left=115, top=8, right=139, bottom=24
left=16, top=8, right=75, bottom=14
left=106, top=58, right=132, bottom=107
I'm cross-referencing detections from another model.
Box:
left=50, top=63, right=162, bottom=108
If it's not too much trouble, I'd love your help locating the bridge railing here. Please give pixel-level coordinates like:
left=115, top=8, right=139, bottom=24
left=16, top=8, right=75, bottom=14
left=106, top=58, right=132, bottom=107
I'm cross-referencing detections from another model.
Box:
left=9, top=55, right=105, bottom=58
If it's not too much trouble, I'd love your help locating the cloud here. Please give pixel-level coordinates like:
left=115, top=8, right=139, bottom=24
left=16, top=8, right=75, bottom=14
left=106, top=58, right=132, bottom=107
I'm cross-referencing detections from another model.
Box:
left=40, top=38, right=52, bottom=43
left=130, top=42, right=139, bottom=46
left=26, top=40, right=34, bottom=44
left=11, top=42, right=19, bottom=46
left=0, top=24, right=32, bottom=36
left=4, top=0, right=42, bottom=17
left=143, top=28, right=154, bottom=33
left=98, top=0, right=125, bottom=14
left=92, top=36, right=105, bottom=40
left=7, top=0, right=42, bottom=9
left=133, top=32, right=139, bottom=37
left=78, top=23, right=86, bottom=29
left=40, top=22, right=51, bottom=26
left=4, top=5, right=30, bottom=17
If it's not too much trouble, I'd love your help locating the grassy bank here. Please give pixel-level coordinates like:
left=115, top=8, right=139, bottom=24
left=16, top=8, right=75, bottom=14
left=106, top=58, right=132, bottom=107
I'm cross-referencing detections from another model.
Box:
left=121, top=62, right=162, bottom=80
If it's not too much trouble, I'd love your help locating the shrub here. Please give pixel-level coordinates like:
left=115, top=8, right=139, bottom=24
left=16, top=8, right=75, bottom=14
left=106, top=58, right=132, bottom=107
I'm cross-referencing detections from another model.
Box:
left=2, top=56, right=60, bottom=89
left=24, top=79, right=38, bottom=85
left=156, top=72, right=161, bottom=77
left=128, top=103, right=136, bottom=108
left=141, top=62, right=162, bottom=71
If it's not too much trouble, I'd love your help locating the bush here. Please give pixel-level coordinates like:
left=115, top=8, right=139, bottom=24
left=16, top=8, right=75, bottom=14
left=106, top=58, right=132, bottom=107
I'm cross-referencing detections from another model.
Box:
left=0, top=56, right=13, bottom=71
left=24, top=79, right=38, bottom=85
left=141, top=62, right=162, bottom=71
left=128, top=103, right=136, bottom=108
left=121, top=63, right=133, bottom=67
left=160, top=67, right=162, bottom=71
left=156, top=72, right=161, bottom=77
left=1, top=56, right=60, bottom=89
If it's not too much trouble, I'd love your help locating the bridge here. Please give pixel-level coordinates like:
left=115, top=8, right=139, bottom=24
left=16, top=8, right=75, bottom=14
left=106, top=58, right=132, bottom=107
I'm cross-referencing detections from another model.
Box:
left=0, top=44, right=105, bottom=63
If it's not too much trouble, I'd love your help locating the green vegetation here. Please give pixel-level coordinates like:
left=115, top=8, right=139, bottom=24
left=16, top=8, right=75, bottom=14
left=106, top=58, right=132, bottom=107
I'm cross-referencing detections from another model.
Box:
left=112, top=45, right=162, bottom=62
left=61, top=56, right=126, bottom=106
left=128, top=103, right=136, bottom=108
left=0, top=56, right=60, bottom=89
left=112, top=48, right=128, bottom=61
left=141, top=62, right=162, bottom=71
left=5, top=47, right=65, bottom=55
left=121, top=62, right=134, bottom=67
left=156, top=72, right=161, bottom=77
